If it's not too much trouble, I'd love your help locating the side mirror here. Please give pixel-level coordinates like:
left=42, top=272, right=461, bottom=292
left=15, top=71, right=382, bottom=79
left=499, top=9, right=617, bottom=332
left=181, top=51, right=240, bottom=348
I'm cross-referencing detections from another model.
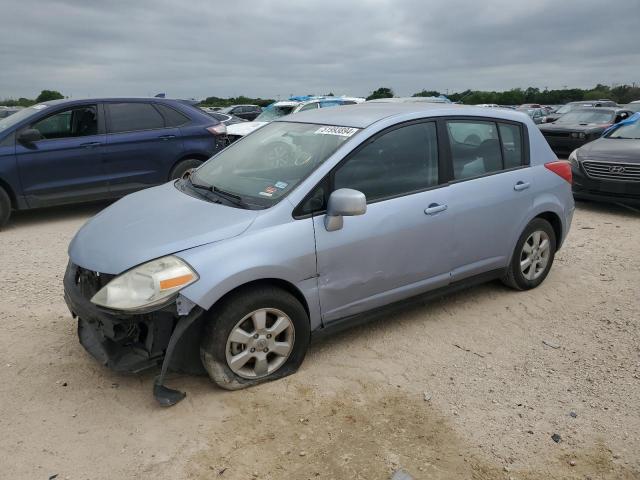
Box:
left=17, top=128, right=43, bottom=144
left=324, top=188, right=367, bottom=231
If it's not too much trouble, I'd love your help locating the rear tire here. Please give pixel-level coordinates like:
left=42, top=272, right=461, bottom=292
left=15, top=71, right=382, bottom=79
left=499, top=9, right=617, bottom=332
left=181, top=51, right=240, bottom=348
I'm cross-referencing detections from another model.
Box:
left=0, top=187, right=11, bottom=229
left=502, top=218, right=556, bottom=291
left=200, top=286, right=310, bottom=390
left=169, top=159, right=203, bottom=181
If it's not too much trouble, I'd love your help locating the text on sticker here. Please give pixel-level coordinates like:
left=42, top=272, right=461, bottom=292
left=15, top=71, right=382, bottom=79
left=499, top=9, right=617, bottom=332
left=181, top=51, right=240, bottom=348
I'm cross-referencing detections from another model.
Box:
left=315, top=126, right=358, bottom=137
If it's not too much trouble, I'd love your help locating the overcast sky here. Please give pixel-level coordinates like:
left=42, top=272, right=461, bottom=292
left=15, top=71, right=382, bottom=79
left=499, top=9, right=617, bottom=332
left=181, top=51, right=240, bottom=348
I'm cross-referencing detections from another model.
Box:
left=1, top=0, right=639, bottom=100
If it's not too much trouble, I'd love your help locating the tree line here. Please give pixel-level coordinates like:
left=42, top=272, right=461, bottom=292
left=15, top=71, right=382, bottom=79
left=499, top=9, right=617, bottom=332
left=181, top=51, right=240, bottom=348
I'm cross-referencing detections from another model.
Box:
left=371, top=84, right=640, bottom=105
left=3, top=84, right=639, bottom=108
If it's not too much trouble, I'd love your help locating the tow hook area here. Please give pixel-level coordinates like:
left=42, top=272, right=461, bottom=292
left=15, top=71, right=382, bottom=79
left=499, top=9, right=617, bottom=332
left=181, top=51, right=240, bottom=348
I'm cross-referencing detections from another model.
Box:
left=153, top=305, right=203, bottom=407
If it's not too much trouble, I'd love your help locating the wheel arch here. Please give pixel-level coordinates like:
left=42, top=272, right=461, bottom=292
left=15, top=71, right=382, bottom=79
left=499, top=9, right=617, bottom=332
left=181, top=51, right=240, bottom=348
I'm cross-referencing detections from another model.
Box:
left=208, top=278, right=311, bottom=320
left=534, top=211, right=563, bottom=250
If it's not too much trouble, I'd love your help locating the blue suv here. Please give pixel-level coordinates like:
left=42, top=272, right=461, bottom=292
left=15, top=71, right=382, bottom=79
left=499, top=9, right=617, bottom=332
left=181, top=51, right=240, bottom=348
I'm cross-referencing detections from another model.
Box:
left=0, top=98, right=227, bottom=228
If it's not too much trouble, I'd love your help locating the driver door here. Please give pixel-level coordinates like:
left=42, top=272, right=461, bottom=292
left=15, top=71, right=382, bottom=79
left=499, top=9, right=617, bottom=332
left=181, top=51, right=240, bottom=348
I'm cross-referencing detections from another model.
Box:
left=311, top=121, right=452, bottom=324
left=15, top=103, right=109, bottom=207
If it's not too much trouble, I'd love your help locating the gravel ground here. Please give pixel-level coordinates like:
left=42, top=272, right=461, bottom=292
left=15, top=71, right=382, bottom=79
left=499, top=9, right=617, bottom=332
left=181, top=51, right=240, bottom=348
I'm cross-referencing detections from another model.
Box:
left=0, top=200, right=638, bottom=480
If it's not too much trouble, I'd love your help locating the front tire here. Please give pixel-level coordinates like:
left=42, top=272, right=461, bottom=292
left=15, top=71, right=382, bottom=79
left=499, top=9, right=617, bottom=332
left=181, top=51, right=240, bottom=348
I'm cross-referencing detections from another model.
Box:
left=502, top=218, right=557, bottom=291
left=200, top=286, right=310, bottom=390
left=0, top=187, right=11, bottom=229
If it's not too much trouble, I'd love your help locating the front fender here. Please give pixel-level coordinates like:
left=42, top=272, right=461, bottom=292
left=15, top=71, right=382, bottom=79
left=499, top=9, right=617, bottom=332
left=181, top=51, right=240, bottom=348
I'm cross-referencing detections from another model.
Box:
left=175, top=217, right=321, bottom=330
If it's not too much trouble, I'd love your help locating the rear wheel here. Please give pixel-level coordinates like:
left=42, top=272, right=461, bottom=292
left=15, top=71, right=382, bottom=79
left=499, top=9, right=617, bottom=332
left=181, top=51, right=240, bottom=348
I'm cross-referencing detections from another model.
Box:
left=0, top=187, right=11, bottom=229
left=169, top=159, right=203, bottom=181
left=200, top=286, right=310, bottom=390
left=502, top=218, right=556, bottom=290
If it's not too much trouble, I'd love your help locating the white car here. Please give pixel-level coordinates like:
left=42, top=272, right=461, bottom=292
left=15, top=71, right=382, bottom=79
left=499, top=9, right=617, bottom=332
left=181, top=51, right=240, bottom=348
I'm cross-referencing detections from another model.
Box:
left=226, top=96, right=364, bottom=141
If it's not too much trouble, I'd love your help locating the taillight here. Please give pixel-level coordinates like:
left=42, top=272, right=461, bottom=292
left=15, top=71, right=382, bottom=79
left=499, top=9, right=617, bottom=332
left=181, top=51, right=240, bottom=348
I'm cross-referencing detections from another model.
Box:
left=545, top=160, right=572, bottom=184
left=207, top=123, right=227, bottom=136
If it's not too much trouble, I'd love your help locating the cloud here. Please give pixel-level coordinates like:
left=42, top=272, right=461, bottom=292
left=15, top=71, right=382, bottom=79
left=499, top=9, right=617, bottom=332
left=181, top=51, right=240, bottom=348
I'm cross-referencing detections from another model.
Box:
left=1, top=0, right=639, bottom=100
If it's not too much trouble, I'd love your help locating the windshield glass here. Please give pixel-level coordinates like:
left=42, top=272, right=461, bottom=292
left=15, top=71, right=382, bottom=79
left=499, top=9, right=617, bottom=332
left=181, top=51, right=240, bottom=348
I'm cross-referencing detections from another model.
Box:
left=555, top=110, right=614, bottom=125
left=0, top=105, right=44, bottom=133
left=608, top=121, right=640, bottom=139
left=192, top=121, right=358, bottom=207
left=254, top=105, right=296, bottom=122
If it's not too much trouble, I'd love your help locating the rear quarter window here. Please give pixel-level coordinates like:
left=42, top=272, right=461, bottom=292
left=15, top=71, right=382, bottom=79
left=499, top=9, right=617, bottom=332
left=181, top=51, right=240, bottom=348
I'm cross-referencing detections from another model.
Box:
left=155, top=104, right=190, bottom=127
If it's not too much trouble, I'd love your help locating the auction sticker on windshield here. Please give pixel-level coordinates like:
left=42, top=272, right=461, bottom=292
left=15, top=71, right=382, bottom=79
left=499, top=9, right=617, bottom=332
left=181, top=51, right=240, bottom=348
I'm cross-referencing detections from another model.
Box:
left=315, top=126, right=358, bottom=137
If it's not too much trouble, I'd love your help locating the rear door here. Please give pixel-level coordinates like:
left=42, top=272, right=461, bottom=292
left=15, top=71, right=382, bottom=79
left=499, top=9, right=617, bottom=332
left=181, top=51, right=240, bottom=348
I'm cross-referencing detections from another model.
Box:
left=103, top=101, right=185, bottom=196
left=15, top=103, right=109, bottom=207
left=441, top=118, right=534, bottom=281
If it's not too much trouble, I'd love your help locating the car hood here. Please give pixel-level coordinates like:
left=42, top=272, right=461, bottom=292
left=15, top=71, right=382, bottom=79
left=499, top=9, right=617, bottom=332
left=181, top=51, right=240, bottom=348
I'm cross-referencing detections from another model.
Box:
left=226, top=121, right=268, bottom=137
left=539, top=123, right=608, bottom=133
left=68, top=182, right=259, bottom=275
left=578, top=138, right=640, bottom=163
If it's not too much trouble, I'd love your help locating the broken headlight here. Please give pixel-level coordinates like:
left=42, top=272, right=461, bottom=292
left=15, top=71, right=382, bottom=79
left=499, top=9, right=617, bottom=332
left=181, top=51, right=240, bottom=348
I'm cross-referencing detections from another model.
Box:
left=91, top=256, right=198, bottom=311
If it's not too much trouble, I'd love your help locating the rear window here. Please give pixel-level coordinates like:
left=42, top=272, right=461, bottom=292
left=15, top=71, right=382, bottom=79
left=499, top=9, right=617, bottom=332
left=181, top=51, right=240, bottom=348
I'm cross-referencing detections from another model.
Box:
left=107, top=103, right=165, bottom=133
left=155, top=104, right=190, bottom=127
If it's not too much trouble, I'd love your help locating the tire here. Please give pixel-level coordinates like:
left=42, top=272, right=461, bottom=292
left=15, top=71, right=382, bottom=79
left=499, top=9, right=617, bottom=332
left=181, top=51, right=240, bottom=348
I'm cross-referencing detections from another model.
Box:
left=200, top=286, right=310, bottom=390
left=169, top=159, right=203, bottom=181
left=501, top=218, right=557, bottom=291
left=0, top=187, right=11, bottom=229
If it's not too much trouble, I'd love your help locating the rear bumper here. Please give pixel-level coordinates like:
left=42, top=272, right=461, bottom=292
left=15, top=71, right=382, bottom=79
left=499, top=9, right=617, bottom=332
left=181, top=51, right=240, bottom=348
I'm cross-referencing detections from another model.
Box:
left=572, top=165, right=640, bottom=205
left=64, top=262, right=204, bottom=374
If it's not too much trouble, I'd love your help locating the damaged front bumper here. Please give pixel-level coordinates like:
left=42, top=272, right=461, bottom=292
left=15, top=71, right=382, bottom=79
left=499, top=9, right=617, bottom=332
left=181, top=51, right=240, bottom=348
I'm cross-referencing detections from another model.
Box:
left=63, top=261, right=205, bottom=406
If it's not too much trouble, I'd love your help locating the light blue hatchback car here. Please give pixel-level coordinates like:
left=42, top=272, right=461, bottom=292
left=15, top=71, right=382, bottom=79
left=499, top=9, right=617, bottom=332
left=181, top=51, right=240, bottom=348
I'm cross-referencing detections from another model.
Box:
left=64, top=103, right=574, bottom=405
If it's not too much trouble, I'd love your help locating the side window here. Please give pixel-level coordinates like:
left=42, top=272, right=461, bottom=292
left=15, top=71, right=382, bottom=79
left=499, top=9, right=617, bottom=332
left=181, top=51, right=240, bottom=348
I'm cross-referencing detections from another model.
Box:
left=107, top=103, right=164, bottom=133
left=298, top=103, right=319, bottom=112
left=498, top=123, right=524, bottom=169
left=334, top=122, right=439, bottom=202
left=155, top=104, right=190, bottom=127
left=31, top=106, right=98, bottom=140
left=446, top=120, right=502, bottom=180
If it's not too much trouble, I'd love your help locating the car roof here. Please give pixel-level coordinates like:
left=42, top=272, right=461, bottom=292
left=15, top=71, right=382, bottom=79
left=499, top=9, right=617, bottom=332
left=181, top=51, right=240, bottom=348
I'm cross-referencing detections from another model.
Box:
left=37, top=97, right=194, bottom=107
left=280, top=102, right=530, bottom=128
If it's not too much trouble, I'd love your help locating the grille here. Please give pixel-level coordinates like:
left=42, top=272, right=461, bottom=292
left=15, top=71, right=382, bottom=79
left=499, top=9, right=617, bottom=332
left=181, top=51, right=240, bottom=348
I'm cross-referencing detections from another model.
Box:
left=582, top=161, right=640, bottom=182
left=543, top=131, right=572, bottom=138
left=74, top=266, right=115, bottom=300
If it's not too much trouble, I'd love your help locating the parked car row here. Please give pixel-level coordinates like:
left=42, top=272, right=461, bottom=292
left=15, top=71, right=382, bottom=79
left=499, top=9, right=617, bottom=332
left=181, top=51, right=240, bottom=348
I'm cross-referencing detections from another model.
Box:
left=225, top=96, right=365, bottom=142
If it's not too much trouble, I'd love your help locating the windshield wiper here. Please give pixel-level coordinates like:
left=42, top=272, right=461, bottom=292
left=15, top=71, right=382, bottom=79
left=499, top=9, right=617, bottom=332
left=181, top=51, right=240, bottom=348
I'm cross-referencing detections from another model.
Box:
left=187, top=177, right=252, bottom=208
left=211, top=185, right=248, bottom=207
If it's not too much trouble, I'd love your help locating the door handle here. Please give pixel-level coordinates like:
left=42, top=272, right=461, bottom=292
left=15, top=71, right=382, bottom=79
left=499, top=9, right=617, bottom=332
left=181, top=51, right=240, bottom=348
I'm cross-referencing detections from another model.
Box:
left=80, top=141, right=101, bottom=148
left=159, top=134, right=176, bottom=140
left=424, top=203, right=448, bottom=215
left=514, top=181, right=530, bottom=191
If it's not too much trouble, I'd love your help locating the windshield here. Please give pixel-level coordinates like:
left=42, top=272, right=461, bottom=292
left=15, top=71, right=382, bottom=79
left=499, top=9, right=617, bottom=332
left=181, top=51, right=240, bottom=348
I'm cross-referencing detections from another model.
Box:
left=608, top=121, right=640, bottom=139
left=254, top=105, right=296, bottom=122
left=0, top=105, right=44, bottom=133
left=192, top=121, right=358, bottom=207
left=555, top=110, right=614, bottom=125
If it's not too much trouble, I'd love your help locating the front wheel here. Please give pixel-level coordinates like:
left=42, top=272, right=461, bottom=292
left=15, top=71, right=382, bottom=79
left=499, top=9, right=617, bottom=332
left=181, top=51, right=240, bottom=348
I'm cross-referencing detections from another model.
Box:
left=200, top=286, right=310, bottom=390
left=502, top=218, right=557, bottom=290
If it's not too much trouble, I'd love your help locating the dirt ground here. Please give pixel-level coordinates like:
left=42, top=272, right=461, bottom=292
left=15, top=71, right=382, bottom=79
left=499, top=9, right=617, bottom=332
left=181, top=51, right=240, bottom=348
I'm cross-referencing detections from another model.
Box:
left=0, top=200, right=639, bottom=480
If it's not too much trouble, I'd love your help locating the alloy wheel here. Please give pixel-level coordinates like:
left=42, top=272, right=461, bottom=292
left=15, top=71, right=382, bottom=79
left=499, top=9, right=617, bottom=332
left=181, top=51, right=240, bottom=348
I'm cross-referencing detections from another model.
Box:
left=520, top=230, right=551, bottom=281
left=225, top=308, right=295, bottom=379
